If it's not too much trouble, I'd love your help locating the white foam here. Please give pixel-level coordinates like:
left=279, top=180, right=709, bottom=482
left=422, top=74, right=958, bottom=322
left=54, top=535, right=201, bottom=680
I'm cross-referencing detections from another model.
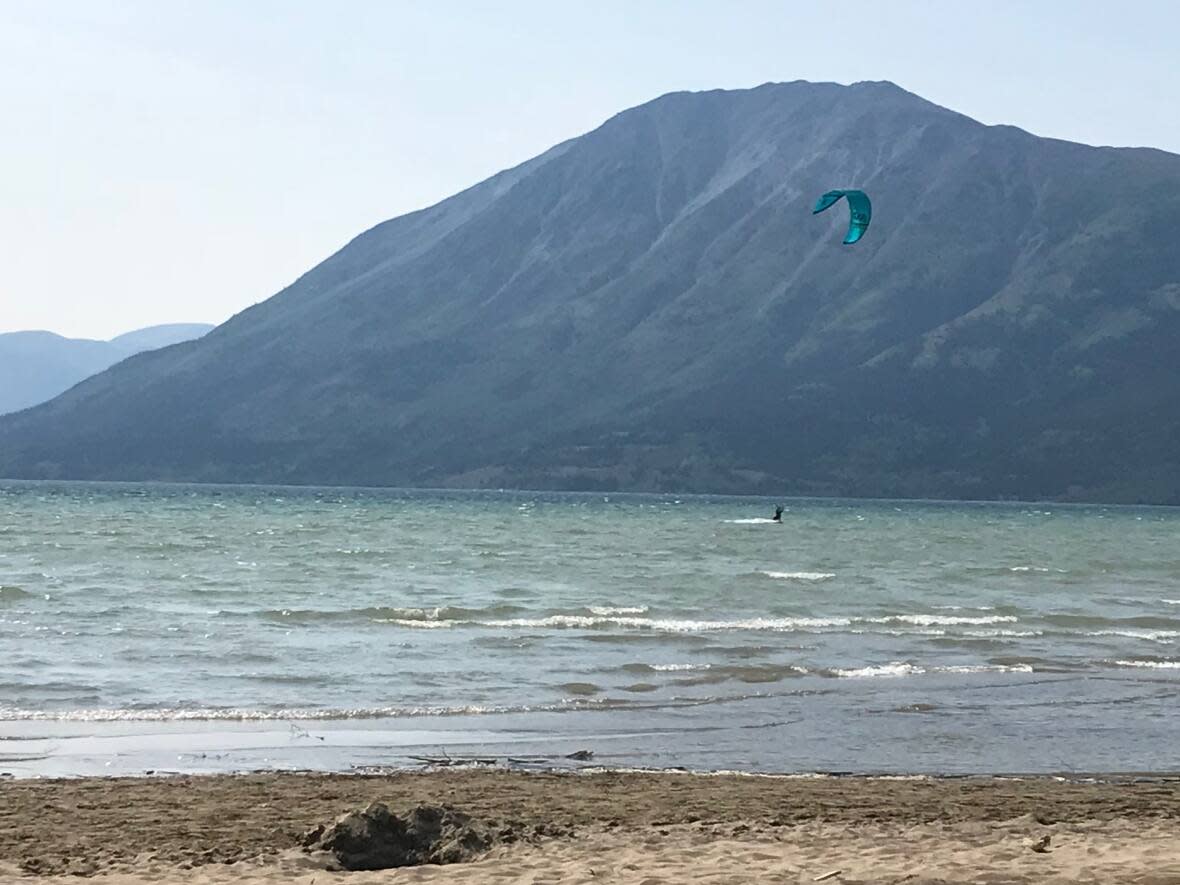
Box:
left=867, top=614, right=1019, bottom=627
left=939, top=663, right=1034, bottom=674
left=649, top=663, right=710, bottom=672
left=0, top=705, right=489, bottom=722
left=0, top=698, right=607, bottom=723
left=834, top=662, right=923, bottom=678
left=1089, top=629, right=1180, bottom=642
left=1110, top=659, right=1180, bottom=669
left=724, top=518, right=779, bottom=524
left=832, top=662, right=1033, bottom=679
left=588, top=605, right=650, bottom=615
left=389, top=607, right=445, bottom=619
left=761, top=571, right=836, bottom=582
left=1161, top=600, right=1180, bottom=606
left=481, top=615, right=851, bottom=632
left=373, top=611, right=1032, bottom=634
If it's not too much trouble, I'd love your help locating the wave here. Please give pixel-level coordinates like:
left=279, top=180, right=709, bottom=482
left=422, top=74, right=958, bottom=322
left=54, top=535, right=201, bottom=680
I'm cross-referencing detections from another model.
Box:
left=632, top=659, right=1041, bottom=686
left=623, top=660, right=1035, bottom=683
left=242, top=603, right=530, bottom=624
left=0, top=692, right=773, bottom=723
left=865, top=614, right=1018, bottom=627
left=987, top=655, right=1073, bottom=672
left=761, top=571, right=836, bottom=582
left=1109, top=659, right=1180, bottom=670
left=1087, top=629, right=1180, bottom=642
left=830, top=662, right=1033, bottom=679
left=366, top=611, right=1035, bottom=634
left=621, top=662, right=710, bottom=673
left=378, top=614, right=854, bottom=632
left=0, top=698, right=622, bottom=723
left=73, top=596, right=1180, bottom=649
left=377, top=619, right=455, bottom=629
left=832, top=662, right=923, bottom=678
left=1044, top=614, right=1180, bottom=630
left=0, top=585, right=34, bottom=603
left=669, top=663, right=809, bottom=685
left=723, top=518, right=780, bottom=524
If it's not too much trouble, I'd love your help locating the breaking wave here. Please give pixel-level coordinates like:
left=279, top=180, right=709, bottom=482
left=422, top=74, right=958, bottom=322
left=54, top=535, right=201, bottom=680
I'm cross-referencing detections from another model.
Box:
left=0, top=698, right=621, bottom=723
left=1109, top=659, right=1180, bottom=670
left=761, top=571, right=836, bottom=582
left=831, top=662, right=1034, bottom=679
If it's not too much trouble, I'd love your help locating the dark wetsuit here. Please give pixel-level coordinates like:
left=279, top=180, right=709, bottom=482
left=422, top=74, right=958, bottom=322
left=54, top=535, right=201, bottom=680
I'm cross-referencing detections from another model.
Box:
left=772, top=506, right=783, bottom=522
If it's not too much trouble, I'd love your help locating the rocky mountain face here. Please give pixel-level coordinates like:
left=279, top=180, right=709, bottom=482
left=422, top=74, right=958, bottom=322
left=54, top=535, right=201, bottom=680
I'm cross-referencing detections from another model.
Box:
left=1, top=81, right=1178, bottom=502
left=0, top=324, right=212, bottom=415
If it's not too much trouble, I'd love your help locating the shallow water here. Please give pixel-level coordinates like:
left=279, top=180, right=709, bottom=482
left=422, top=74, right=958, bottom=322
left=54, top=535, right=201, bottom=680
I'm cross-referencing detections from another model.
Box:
left=2, top=481, right=1179, bottom=776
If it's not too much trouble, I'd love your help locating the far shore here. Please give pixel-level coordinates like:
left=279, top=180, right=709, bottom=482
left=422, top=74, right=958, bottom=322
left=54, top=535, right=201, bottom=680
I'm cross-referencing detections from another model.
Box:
left=4, top=769, right=1180, bottom=882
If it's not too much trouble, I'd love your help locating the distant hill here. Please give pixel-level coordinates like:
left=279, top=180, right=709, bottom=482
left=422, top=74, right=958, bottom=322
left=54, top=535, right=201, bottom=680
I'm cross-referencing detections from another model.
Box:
left=0, top=324, right=212, bottom=415
left=1, top=81, right=1178, bottom=502
left=107, top=324, right=214, bottom=355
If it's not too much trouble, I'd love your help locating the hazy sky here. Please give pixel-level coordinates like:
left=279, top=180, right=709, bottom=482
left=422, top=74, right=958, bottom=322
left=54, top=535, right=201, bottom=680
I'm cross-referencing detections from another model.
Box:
left=2, top=1, right=1178, bottom=339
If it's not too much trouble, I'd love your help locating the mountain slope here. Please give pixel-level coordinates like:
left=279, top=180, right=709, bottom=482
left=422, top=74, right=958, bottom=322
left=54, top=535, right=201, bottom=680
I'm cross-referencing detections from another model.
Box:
left=1, top=81, right=1179, bottom=501
left=0, top=324, right=213, bottom=415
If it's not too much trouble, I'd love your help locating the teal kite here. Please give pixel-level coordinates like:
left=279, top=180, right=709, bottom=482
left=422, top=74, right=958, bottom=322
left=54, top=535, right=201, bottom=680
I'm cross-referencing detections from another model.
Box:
left=812, top=189, right=871, bottom=244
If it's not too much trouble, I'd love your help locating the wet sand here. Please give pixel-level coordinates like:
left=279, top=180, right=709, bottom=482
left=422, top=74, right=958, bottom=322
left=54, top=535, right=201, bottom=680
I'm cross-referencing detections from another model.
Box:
left=4, top=770, right=1180, bottom=883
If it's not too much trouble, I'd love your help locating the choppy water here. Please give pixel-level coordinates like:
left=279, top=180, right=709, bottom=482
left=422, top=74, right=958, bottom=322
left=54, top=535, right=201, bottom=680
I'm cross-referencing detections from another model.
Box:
left=3, top=481, right=1180, bottom=776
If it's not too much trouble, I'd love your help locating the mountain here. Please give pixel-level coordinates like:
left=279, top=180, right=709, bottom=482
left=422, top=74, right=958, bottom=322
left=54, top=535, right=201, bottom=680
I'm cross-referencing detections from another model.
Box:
left=107, top=324, right=214, bottom=355
left=0, top=324, right=213, bottom=415
left=1, top=81, right=1179, bottom=502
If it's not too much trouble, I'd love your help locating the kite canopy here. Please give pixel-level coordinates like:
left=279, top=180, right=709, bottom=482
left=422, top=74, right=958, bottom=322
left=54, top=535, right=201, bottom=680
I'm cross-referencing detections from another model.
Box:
left=812, top=189, right=872, bottom=244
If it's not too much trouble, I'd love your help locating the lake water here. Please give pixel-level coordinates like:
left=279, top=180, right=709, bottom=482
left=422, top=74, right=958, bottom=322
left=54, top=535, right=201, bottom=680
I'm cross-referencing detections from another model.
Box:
left=2, top=481, right=1180, bottom=777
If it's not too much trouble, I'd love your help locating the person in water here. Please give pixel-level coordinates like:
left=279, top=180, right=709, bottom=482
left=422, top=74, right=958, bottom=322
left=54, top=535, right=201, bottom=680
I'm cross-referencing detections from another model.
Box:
left=772, top=505, right=783, bottom=522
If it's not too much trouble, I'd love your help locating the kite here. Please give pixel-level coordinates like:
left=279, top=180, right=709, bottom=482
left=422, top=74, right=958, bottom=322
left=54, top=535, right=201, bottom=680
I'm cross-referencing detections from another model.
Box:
left=812, top=189, right=872, bottom=244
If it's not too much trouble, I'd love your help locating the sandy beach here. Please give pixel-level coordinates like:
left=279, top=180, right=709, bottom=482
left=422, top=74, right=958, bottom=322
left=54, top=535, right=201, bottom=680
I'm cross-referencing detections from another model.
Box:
left=4, top=770, right=1180, bottom=883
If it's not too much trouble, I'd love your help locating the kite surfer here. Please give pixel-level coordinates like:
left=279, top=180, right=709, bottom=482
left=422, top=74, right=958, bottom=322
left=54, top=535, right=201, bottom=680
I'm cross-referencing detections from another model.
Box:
left=772, top=505, right=783, bottom=523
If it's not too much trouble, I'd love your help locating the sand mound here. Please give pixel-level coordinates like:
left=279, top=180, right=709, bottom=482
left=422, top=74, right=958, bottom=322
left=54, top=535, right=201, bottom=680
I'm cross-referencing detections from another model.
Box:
left=301, top=802, right=492, bottom=870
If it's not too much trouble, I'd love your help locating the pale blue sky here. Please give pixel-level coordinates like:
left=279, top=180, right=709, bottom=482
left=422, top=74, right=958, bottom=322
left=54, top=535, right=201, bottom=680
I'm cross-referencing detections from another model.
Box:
left=2, top=0, right=1177, bottom=338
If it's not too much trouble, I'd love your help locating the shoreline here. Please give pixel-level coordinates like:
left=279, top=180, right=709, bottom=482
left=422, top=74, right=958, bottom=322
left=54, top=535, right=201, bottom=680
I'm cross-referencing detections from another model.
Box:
left=9, top=762, right=1180, bottom=784
left=8, top=668, right=1180, bottom=779
left=4, top=769, right=1180, bottom=881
